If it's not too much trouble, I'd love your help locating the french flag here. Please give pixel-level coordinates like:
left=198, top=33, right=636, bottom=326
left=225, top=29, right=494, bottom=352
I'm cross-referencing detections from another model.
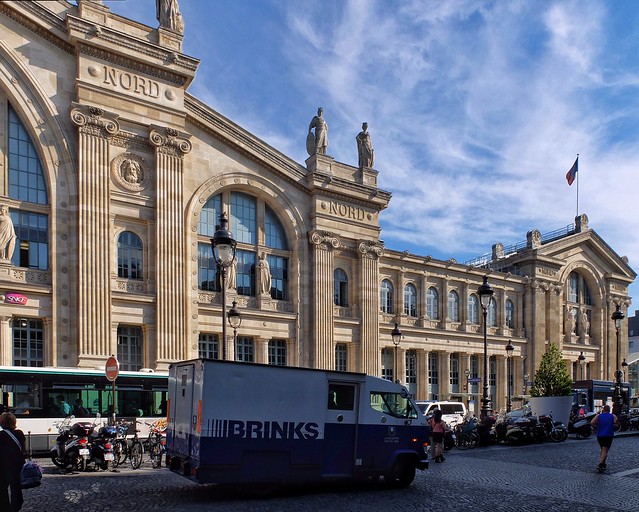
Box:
left=565, top=157, right=578, bottom=186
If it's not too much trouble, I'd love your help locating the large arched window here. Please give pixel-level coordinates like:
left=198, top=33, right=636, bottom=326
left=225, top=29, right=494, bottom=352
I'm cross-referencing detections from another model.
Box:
left=468, top=294, right=479, bottom=324
left=117, top=231, right=143, bottom=279
left=487, top=297, right=497, bottom=326
left=448, top=290, right=460, bottom=322
left=506, top=299, right=514, bottom=328
left=380, top=280, right=394, bottom=314
left=7, top=105, right=50, bottom=270
left=427, top=287, right=439, bottom=319
left=334, top=268, right=348, bottom=307
left=404, top=283, right=417, bottom=317
left=197, top=192, right=290, bottom=300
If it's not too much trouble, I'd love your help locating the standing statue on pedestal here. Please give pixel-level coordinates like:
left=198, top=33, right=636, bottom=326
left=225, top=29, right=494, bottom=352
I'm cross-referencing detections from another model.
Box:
left=356, top=122, right=374, bottom=168
left=156, top=0, right=184, bottom=34
left=257, top=252, right=271, bottom=295
left=307, top=107, right=328, bottom=156
left=0, top=205, right=16, bottom=261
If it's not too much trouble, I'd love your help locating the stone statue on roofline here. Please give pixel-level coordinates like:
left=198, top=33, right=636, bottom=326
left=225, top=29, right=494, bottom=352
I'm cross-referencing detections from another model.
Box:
left=156, top=0, right=184, bottom=34
left=356, top=122, right=374, bottom=169
left=307, top=107, right=328, bottom=156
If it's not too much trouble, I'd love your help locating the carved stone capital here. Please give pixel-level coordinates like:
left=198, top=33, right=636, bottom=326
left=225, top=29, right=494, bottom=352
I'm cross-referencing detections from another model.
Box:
left=149, top=126, right=192, bottom=156
left=70, top=103, right=120, bottom=137
left=308, top=230, right=340, bottom=250
left=358, top=239, right=384, bottom=259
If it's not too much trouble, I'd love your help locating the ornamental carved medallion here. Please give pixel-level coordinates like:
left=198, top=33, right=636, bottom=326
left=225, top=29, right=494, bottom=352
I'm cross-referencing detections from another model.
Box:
left=111, top=154, right=150, bottom=192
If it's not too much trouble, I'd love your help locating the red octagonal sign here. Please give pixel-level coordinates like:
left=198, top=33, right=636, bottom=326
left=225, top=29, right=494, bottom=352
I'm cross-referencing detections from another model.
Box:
left=105, top=356, right=119, bottom=382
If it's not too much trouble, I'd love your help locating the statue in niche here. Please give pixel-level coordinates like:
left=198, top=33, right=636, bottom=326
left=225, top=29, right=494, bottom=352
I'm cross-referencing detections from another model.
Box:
left=579, top=307, right=590, bottom=336
left=0, top=205, right=16, bottom=261
left=156, top=0, right=184, bottom=34
left=121, top=159, right=143, bottom=185
left=257, top=252, right=271, bottom=295
left=307, top=107, right=328, bottom=156
left=226, top=256, right=237, bottom=290
left=356, top=122, right=374, bottom=168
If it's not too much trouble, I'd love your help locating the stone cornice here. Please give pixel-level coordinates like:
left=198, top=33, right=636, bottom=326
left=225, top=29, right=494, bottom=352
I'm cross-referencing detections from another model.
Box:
left=185, top=95, right=306, bottom=180
left=77, top=43, right=187, bottom=86
left=0, top=3, right=74, bottom=55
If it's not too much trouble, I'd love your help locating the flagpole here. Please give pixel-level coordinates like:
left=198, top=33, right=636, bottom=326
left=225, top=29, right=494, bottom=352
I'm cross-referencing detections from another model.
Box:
left=576, top=153, right=579, bottom=218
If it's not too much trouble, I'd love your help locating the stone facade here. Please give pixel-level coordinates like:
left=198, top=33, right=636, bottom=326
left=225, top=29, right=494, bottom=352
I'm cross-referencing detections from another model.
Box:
left=0, top=1, right=635, bottom=412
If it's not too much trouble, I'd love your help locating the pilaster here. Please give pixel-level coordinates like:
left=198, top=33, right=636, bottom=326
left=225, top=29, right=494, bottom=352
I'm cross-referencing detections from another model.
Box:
left=70, top=103, right=120, bottom=366
left=358, top=239, right=383, bottom=375
left=149, top=125, right=192, bottom=366
left=308, top=230, right=340, bottom=369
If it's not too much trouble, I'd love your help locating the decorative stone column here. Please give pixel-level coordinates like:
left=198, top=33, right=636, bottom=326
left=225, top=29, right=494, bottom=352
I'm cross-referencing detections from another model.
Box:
left=308, top=230, right=340, bottom=370
left=255, top=337, right=269, bottom=364
left=440, top=351, right=450, bottom=398
left=417, top=349, right=428, bottom=400
left=0, top=316, right=11, bottom=365
left=358, top=239, right=384, bottom=375
left=70, top=104, right=119, bottom=366
left=149, top=126, right=192, bottom=368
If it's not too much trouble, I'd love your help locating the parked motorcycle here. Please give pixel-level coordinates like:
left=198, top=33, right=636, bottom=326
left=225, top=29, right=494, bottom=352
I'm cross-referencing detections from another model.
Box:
left=50, top=415, right=94, bottom=471
left=88, top=416, right=117, bottom=471
left=538, top=413, right=568, bottom=442
left=568, top=411, right=595, bottom=438
left=494, top=413, right=541, bottom=444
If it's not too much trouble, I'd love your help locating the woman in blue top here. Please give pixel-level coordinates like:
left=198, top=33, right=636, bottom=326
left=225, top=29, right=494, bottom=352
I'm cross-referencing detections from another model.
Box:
left=591, top=404, right=618, bottom=472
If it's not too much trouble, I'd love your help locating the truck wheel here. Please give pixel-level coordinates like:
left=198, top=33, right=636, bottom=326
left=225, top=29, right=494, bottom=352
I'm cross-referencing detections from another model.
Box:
left=385, top=460, right=415, bottom=488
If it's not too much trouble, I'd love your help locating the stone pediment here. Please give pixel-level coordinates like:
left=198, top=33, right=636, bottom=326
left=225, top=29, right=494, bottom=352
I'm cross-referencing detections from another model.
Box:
left=536, top=229, right=636, bottom=283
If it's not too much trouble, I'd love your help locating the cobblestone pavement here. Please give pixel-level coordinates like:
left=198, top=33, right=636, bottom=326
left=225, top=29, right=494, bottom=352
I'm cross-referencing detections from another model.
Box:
left=19, top=434, right=639, bottom=512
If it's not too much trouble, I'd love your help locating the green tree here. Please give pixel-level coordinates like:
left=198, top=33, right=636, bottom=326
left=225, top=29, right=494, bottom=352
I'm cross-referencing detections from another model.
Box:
left=530, top=343, right=573, bottom=397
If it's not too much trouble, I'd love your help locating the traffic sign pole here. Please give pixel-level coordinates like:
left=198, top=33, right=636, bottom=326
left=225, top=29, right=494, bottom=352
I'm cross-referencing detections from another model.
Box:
left=105, top=356, right=119, bottom=425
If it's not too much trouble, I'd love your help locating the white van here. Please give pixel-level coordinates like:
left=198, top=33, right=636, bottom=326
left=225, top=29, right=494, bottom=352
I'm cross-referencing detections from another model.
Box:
left=416, top=400, right=467, bottom=427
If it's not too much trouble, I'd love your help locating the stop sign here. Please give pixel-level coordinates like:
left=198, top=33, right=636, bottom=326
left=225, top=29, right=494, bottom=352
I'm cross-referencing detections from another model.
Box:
left=105, top=356, right=119, bottom=382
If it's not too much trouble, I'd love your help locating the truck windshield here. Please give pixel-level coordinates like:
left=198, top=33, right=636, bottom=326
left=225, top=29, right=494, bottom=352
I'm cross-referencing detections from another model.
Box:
left=370, top=392, right=419, bottom=419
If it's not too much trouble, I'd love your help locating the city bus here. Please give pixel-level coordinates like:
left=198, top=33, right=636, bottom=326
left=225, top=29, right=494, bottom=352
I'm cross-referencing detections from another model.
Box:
left=0, top=365, right=168, bottom=453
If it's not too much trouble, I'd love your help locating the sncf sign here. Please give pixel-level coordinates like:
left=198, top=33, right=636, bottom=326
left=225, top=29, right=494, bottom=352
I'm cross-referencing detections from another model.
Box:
left=5, top=293, right=27, bottom=305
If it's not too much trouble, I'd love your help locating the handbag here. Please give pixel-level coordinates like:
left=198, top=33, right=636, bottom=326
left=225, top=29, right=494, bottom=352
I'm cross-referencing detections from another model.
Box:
left=3, top=429, right=43, bottom=489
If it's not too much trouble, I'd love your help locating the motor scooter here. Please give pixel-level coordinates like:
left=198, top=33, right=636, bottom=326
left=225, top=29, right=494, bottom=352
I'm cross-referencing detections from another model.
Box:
left=88, top=417, right=117, bottom=471
left=568, top=411, right=595, bottom=438
left=50, top=415, right=94, bottom=471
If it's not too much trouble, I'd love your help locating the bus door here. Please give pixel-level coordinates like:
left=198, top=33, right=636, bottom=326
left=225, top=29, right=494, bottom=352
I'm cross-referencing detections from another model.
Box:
left=324, top=381, right=359, bottom=476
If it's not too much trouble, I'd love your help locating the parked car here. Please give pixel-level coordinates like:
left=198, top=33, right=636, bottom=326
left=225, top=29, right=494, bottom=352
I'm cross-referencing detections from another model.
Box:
left=416, top=400, right=467, bottom=427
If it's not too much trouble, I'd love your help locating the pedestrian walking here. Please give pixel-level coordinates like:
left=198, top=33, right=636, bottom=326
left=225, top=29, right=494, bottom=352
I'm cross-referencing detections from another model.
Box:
left=428, top=409, right=447, bottom=463
left=591, top=404, right=618, bottom=472
left=0, top=412, right=26, bottom=511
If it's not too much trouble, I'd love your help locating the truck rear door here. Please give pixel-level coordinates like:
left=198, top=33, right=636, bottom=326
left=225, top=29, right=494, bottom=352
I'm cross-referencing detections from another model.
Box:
left=324, top=381, right=359, bottom=476
left=170, top=363, right=195, bottom=459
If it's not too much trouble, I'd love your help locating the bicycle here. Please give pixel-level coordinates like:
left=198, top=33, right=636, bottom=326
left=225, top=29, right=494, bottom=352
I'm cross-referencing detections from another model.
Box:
left=143, top=419, right=167, bottom=469
left=112, top=420, right=144, bottom=470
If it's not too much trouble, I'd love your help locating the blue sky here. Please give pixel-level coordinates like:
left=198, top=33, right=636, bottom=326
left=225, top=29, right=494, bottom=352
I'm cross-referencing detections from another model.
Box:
left=108, top=0, right=638, bottom=309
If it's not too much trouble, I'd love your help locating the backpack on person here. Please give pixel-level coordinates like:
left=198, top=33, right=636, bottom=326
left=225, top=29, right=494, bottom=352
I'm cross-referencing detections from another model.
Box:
left=4, top=429, right=43, bottom=489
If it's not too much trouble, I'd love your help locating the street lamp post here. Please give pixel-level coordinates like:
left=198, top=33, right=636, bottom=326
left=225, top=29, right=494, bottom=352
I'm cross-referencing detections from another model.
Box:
left=391, top=323, right=402, bottom=384
left=478, top=275, right=494, bottom=422
left=211, top=212, right=236, bottom=361
left=505, top=340, right=514, bottom=413
left=578, top=351, right=586, bottom=381
left=523, top=373, right=529, bottom=396
left=612, top=304, right=625, bottom=416
left=228, top=300, right=242, bottom=350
